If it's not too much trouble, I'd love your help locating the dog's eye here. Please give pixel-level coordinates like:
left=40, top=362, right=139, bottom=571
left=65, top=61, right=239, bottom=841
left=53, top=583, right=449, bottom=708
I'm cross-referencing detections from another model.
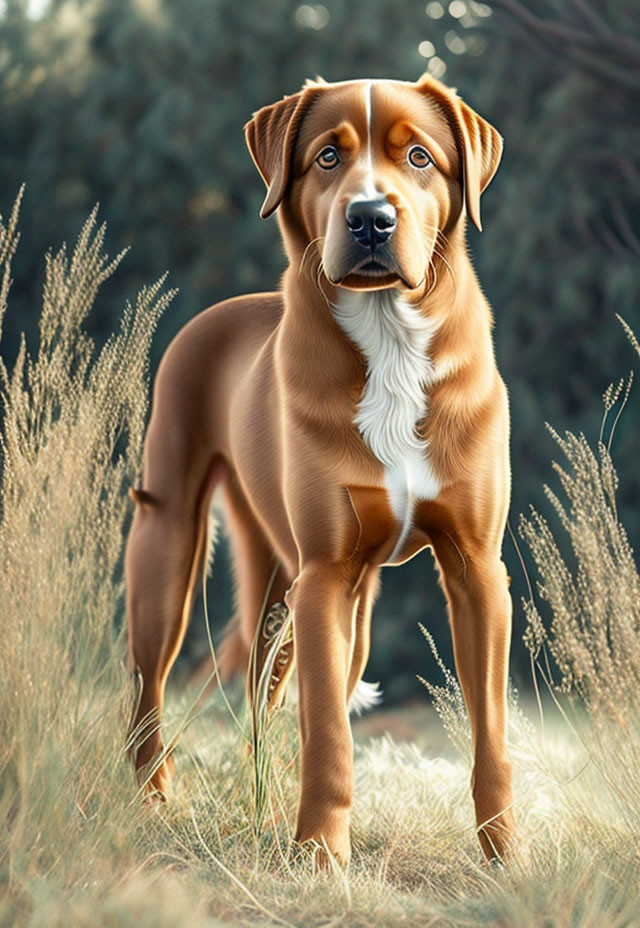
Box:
left=316, top=146, right=341, bottom=170
left=407, top=145, right=432, bottom=169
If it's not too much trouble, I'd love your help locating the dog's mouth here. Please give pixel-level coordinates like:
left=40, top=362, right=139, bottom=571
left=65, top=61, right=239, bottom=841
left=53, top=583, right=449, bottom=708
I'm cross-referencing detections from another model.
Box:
left=337, top=255, right=403, bottom=290
left=358, top=259, right=391, bottom=275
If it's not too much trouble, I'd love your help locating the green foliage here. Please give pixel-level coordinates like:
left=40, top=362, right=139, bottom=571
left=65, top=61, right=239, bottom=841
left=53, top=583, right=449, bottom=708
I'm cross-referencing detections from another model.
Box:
left=455, top=0, right=640, bottom=534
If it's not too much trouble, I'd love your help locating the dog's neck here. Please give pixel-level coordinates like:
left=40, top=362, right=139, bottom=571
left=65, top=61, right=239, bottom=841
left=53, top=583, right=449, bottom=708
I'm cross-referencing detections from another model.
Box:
left=278, top=227, right=490, bottom=389
left=331, top=288, right=437, bottom=463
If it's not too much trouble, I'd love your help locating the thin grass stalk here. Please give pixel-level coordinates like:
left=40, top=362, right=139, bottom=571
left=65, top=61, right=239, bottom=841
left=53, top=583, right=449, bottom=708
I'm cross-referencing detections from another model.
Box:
left=248, top=583, right=294, bottom=836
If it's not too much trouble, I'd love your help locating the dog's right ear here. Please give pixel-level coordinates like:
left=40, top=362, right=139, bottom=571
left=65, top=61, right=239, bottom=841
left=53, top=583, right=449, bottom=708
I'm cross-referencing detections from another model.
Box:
left=244, top=85, right=323, bottom=219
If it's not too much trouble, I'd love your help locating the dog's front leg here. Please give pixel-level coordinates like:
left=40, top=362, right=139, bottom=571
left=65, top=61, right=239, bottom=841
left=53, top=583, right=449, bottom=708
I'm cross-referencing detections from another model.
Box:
left=432, top=534, right=518, bottom=862
left=288, top=562, right=359, bottom=868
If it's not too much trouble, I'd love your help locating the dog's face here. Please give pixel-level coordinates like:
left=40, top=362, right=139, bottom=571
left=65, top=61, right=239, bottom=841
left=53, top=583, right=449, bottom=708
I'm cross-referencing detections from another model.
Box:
left=245, top=75, right=502, bottom=293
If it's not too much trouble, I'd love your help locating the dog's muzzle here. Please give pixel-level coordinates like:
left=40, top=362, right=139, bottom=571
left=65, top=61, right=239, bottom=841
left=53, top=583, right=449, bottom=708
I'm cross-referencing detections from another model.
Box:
left=345, top=197, right=397, bottom=251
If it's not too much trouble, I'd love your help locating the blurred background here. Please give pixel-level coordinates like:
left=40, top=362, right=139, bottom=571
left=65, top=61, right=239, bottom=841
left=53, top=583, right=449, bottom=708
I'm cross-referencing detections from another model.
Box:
left=1, top=0, right=638, bottom=702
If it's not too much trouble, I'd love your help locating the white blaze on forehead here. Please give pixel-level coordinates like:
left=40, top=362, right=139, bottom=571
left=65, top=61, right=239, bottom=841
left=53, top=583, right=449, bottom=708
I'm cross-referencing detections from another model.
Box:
left=359, top=79, right=378, bottom=201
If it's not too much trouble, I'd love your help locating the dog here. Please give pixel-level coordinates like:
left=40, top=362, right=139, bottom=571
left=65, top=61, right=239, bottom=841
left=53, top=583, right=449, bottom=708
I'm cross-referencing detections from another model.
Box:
left=125, top=73, right=517, bottom=865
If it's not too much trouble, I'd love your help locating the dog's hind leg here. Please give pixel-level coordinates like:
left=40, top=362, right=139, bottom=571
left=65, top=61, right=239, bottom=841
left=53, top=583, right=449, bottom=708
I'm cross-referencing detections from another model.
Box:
left=125, top=404, right=226, bottom=794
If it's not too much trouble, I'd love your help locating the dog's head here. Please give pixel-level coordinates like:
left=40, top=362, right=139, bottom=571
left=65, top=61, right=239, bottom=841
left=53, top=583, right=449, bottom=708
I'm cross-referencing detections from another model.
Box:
left=245, top=75, right=502, bottom=292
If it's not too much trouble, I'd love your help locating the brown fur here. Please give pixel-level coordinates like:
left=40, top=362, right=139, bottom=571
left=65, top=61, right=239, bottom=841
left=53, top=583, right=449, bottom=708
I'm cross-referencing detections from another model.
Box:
left=125, top=74, right=518, bottom=864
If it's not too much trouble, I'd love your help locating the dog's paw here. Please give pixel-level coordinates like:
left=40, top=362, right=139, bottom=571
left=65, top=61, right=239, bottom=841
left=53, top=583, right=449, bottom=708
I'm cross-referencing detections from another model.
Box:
left=289, top=836, right=350, bottom=874
left=135, top=751, right=175, bottom=800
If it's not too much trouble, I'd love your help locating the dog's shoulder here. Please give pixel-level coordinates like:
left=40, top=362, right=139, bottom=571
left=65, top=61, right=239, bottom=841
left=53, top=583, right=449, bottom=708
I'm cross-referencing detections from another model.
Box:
left=163, top=291, right=283, bottom=361
left=186, top=291, right=284, bottom=340
left=154, top=292, right=284, bottom=406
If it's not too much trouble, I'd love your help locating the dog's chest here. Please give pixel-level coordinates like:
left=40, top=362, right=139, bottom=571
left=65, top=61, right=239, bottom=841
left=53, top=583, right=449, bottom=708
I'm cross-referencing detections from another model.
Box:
left=333, top=291, right=441, bottom=556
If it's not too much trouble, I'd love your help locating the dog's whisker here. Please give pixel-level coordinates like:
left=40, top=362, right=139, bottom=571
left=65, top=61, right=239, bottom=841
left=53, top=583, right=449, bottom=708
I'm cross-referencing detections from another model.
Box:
left=315, top=259, right=334, bottom=310
left=298, top=236, right=325, bottom=277
left=422, top=229, right=458, bottom=298
left=313, top=256, right=324, bottom=292
left=422, top=225, right=458, bottom=290
left=424, top=255, right=439, bottom=299
left=433, top=248, right=458, bottom=297
left=423, top=223, right=453, bottom=250
left=302, top=248, right=333, bottom=310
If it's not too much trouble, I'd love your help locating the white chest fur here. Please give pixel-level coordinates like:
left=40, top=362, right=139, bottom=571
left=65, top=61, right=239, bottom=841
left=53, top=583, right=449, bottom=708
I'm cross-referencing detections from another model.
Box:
left=332, top=290, right=441, bottom=561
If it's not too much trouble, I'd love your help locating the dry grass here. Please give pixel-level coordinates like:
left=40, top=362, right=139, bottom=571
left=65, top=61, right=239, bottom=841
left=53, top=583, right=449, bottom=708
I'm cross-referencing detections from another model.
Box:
left=1, top=193, right=640, bottom=926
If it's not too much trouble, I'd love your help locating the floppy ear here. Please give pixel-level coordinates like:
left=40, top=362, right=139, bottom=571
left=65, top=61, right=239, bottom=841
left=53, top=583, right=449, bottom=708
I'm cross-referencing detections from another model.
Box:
left=244, top=84, right=323, bottom=219
left=417, top=74, right=503, bottom=231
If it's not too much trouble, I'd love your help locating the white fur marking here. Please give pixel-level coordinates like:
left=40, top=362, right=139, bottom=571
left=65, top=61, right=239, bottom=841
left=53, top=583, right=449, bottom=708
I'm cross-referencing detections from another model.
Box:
left=333, top=290, right=441, bottom=561
left=347, top=80, right=379, bottom=204
left=432, top=354, right=461, bottom=384
left=348, top=680, right=383, bottom=715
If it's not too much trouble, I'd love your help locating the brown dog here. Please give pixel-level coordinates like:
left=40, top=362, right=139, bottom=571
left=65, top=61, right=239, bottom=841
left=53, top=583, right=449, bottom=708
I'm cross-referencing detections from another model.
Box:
left=125, top=73, right=517, bottom=864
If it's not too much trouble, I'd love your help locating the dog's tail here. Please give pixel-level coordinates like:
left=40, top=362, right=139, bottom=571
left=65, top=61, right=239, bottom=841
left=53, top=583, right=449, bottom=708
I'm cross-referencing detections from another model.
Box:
left=348, top=680, right=383, bottom=715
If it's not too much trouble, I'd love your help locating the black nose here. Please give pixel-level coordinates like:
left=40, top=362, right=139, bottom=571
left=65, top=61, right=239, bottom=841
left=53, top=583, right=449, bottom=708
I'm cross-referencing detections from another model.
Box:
left=345, top=197, right=397, bottom=250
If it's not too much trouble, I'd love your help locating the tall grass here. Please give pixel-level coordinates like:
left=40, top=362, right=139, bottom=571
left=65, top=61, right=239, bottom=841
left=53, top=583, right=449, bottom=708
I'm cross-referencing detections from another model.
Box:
left=1, top=192, right=639, bottom=926
left=518, top=321, right=640, bottom=870
left=0, top=190, right=178, bottom=925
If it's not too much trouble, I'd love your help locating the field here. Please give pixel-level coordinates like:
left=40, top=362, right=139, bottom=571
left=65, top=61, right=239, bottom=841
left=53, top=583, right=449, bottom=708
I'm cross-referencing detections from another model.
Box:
left=1, top=198, right=640, bottom=927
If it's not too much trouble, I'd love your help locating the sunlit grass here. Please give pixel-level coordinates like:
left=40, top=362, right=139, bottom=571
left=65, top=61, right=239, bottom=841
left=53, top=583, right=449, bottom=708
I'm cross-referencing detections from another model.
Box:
left=1, top=194, right=639, bottom=926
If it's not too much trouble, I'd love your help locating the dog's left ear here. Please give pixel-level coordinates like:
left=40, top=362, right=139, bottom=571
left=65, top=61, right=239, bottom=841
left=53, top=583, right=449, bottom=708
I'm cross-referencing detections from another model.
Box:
left=417, top=74, right=503, bottom=231
left=245, top=84, right=323, bottom=219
